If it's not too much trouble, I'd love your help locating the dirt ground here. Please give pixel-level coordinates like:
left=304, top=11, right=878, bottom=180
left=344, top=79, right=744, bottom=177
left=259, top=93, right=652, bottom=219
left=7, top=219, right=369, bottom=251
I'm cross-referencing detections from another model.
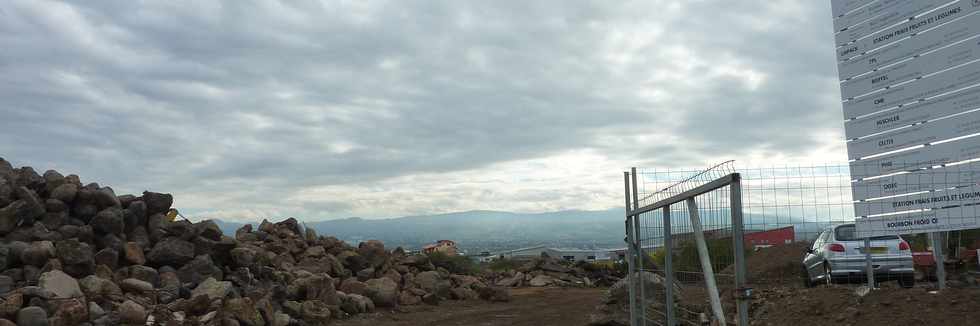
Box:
left=335, top=287, right=606, bottom=326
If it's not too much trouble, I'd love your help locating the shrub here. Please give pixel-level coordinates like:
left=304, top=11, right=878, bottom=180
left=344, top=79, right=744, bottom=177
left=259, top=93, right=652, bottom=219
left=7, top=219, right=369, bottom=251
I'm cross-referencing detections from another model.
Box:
left=487, top=257, right=521, bottom=271
left=427, top=251, right=479, bottom=274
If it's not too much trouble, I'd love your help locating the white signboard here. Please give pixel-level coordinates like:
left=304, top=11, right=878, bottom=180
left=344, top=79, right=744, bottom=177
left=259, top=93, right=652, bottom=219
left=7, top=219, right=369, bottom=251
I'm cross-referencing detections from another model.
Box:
left=854, top=205, right=980, bottom=237
left=852, top=165, right=980, bottom=200
left=835, top=0, right=953, bottom=46
left=833, top=0, right=980, bottom=236
left=846, top=108, right=980, bottom=160
left=844, top=83, right=980, bottom=139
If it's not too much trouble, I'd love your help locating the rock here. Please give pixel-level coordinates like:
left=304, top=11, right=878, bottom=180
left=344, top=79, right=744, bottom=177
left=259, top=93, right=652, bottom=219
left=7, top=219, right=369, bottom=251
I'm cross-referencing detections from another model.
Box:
left=0, top=292, right=22, bottom=318
left=224, top=297, right=265, bottom=326
left=88, top=301, right=105, bottom=320
left=49, top=184, right=77, bottom=204
left=90, top=207, right=124, bottom=235
left=0, top=202, right=25, bottom=234
left=450, top=287, right=478, bottom=300
left=55, top=239, right=93, bottom=266
left=122, top=242, right=145, bottom=265
left=93, top=248, right=118, bottom=269
left=177, top=255, right=222, bottom=286
left=191, top=277, right=232, bottom=301
left=127, top=265, right=159, bottom=286
left=93, top=187, right=120, bottom=208
left=230, top=247, right=257, bottom=268
left=339, top=278, right=368, bottom=296
left=16, top=306, right=48, bottom=326
left=422, top=293, right=441, bottom=305
left=300, top=300, right=331, bottom=324
left=157, top=268, right=180, bottom=304
left=0, top=319, right=12, bottom=326
left=147, top=238, right=195, bottom=266
left=120, top=278, right=154, bottom=294
left=78, top=276, right=122, bottom=303
left=398, top=291, right=421, bottom=306
left=14, top=187, right=45, bottom=224
left=118, top=300, right=146, bottom=324
left=123, top=201, right=146, bottom=234
left=196, top=220, right=223, bottom=241
left=20, top=241, right=55, bottom=267
left=477, top=287, right=511, bottom=302
left=496, top=272, right=524, bottom=287
left=529, top=275, right=556, bottom=287
left=0, top=276, right=11, bottom=295
left=141, top=191, right=173, bottom=215
left=364, top=277, right=399, bottom=307
left=415, top=271, right=441, bottom=292
left=357, top=240, right=387, bottom=268
left=50, top=298, right=87, bottom=325
left=38, top=270, right=82, bottom=299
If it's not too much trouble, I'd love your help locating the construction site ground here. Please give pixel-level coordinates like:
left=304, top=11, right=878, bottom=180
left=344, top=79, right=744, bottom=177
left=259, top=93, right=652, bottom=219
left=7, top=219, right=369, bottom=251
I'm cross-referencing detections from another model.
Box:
left=335, top=287, right=605, bottom=326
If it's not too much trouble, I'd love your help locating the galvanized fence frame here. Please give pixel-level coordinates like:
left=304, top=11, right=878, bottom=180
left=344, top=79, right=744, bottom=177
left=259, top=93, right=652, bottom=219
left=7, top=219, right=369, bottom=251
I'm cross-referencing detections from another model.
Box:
left=624, top=164, right=749, bottom=326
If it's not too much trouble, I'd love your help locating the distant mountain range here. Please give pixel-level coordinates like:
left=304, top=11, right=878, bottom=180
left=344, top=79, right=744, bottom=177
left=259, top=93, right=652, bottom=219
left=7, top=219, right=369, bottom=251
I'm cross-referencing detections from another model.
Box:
left=211, top=209, right=835, bottom=253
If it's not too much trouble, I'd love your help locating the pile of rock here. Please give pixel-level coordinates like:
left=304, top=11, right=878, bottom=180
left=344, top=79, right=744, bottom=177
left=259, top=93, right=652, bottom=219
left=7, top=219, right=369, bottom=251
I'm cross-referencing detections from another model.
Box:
left=587, top=271, right=684, bottom=326
left=0, top=158, right=509, bottom=326
left=491, top=253, right=620, bottom=288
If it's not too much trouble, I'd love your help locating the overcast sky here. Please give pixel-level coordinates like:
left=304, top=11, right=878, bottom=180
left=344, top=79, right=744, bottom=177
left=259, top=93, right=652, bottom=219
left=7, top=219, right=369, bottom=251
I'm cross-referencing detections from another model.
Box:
left=0, top=0, right=846, bottom=222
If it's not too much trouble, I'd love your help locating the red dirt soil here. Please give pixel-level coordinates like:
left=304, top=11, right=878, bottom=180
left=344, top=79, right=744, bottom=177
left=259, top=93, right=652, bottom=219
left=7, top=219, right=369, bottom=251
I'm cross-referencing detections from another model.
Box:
left=335, top=287, right=605, bottom=326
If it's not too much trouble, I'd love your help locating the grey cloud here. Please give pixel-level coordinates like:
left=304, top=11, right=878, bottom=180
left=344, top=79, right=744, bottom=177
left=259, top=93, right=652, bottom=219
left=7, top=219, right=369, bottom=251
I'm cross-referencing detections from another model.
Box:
left=0, top=0, right=845, bottom=219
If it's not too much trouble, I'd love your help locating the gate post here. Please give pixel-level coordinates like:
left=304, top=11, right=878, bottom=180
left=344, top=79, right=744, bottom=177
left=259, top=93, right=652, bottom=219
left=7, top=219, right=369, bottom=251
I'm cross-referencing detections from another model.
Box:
left=663, top=206, right=675, bottom=326
left=630, top=168, right=645, bottom=326
left=730, top=174, right=750, bottom=326
left=624, top=172, right=639, bottom=326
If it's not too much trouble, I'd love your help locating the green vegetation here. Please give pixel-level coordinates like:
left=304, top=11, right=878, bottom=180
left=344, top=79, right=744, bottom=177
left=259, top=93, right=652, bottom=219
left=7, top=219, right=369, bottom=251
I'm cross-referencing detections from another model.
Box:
left=427, top=251, right=479, bottom=274
left=486, top=257, right=522, bottom=271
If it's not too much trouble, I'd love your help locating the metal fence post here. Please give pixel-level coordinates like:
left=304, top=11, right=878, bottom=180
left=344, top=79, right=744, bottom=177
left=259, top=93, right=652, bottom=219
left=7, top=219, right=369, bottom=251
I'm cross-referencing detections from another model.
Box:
left=630, top=168, right=645, bottom=326
left=864, top=237, right=875, bottom=288
left=686, top=198, right=726, bottom=325
left=730, top=174, right=749, bottom=326
left=930, top=232, right=946, bottom=290
left=663, top=206, right=675, bottom=326
left=624, top=172, right=639, bottom=326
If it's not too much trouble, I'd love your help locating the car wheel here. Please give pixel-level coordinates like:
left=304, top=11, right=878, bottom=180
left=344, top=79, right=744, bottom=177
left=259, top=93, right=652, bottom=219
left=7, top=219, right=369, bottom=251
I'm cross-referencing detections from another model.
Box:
left=802, top=265, right=814, bottom=288
left=823, top=262, right=833, bottom=285
left=899, top=274, right=915, bottom=288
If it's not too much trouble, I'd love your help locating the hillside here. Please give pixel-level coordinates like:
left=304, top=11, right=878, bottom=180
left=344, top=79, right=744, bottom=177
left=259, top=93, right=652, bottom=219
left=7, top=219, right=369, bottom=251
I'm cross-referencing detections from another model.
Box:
left=213, top=209, right=831, bottom=253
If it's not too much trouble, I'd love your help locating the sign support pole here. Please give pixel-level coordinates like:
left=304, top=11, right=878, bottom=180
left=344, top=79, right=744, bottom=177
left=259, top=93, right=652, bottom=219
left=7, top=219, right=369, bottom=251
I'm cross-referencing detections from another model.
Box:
left=865, top=237, right=875, bottom=288
left=930, top=232, right=946, bottom=290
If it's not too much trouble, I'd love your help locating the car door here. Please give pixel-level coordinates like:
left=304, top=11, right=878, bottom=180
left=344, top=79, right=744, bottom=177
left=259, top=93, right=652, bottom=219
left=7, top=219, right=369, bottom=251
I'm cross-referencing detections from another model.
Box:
left=803, top=230, right=827, bottom=280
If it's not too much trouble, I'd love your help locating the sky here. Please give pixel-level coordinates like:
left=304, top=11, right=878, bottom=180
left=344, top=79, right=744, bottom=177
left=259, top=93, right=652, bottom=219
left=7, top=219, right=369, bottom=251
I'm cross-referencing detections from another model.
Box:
left=0, top=0, right=847, bottom=222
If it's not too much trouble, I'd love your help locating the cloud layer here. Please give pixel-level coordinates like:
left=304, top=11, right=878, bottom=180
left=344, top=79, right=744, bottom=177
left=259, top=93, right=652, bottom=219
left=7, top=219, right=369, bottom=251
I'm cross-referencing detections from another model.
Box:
left=0, top=0, right=847, bottom=221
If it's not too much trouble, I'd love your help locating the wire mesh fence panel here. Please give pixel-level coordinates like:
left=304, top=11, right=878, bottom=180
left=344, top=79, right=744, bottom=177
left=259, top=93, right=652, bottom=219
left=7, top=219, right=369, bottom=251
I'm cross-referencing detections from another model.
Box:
left=629, top=161, right=980, bottom=325
left=628, top=161, right=747, bottom=326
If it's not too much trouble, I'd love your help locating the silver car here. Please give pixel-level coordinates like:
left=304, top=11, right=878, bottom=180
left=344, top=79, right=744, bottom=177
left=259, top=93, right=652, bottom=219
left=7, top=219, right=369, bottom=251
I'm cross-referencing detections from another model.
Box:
left=802, top=224, right=914, bottom=288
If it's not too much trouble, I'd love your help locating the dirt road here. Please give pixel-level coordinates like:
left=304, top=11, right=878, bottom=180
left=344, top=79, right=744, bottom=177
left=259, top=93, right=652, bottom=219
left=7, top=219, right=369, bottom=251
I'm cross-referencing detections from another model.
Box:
left=336, top=287, right=605, bottom=326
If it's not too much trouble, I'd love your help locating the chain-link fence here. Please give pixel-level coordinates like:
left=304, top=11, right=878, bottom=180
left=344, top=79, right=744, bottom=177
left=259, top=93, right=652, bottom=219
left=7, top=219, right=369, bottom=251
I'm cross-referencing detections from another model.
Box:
left=625, top=161, right=980, bottom=325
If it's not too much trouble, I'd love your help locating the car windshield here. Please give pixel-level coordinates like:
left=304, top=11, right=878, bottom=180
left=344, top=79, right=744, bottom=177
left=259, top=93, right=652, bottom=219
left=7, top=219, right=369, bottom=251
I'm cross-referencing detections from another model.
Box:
left=835, top=225, right=899, bottom=241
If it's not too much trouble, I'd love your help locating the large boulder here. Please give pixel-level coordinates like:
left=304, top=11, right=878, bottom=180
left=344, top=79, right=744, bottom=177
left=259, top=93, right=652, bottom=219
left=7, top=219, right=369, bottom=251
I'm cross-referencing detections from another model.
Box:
left=49, top=184, right=77, bottom=204
left=90, top=207, right=124, bottom=235
left=529, top=275, right=556, bottom=287
left=55, top=239, right=93, bottom=266
left=38, top=270, right=82, bottom=299
left=117, top=300, right=146, bottom=324
left=224, top=297, right=266, bottom=326
left=191, top=277, right=232, bottom=301
left=364, top=277, right=399, bottom=307
left=357, top=240, right=387, bottom=268
left=93, top=187, right=120, bottom=208
left=16, top=306, right=48, bottom=326
left=141, top=191, right=173, bottom=215
left=78, top=276, right=122, bottom=303
left=177, top=255, right=223, bottom=286
left=20, top=241, right=55, bottom=267
left=147, top=237, right=195, bottom=266
left=14, top=187, right=45, bottom=224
